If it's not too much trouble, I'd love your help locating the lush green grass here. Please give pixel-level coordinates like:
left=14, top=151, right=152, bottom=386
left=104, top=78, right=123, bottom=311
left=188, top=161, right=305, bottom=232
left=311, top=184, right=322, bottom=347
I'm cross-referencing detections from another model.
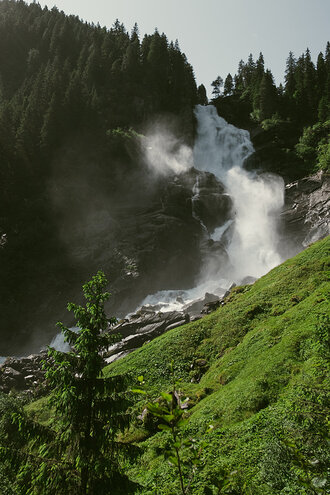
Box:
left=104, top=236, right=330, bottom=494
left=24, top=396, right=52, bottom=426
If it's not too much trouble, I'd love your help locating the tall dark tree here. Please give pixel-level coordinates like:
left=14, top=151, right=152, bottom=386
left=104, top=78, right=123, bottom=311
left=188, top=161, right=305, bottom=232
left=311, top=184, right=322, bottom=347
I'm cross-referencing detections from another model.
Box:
left=258, top=69, right=277, bottom=120
left=251, top=52, right=265, bottom=110
left=284, top=51, right=296, bottom=99
left=223, top=73, right=234, bottom=96
left=234, top=59, right=245, bottom=94
left=211, top=75, right=223, bottom=98
left=2, top=272, right=137, bottom=495
left=316, top=52, right=327, bottom=92
left=303, top=48, right=317, bottom=120
left=146, top=29, right=170, bottom=104
left=197, top=83, right=208, bottom=105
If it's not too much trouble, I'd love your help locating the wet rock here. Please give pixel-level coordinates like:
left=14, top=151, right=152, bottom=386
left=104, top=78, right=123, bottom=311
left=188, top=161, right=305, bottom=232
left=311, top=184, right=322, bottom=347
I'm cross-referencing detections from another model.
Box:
left=183, top=292, right=221, bottom=316
left=166, top=319, right=188, bottom=331
left=240, top=276, right=257, bottom=285
left=105, top=350, right=132, bottom=364
left=201, top=299, right=221, bottom=314
left=193, top=192, right=232, bottom=232
left=104, top=310, right=190, bottom=361
left=190, top=315, right=203, bottom=322
left=112, top=310, right=184, bottom=338
left=281, top=171, right=330, bottom=251
left=0, top=351, right=48, bottom=394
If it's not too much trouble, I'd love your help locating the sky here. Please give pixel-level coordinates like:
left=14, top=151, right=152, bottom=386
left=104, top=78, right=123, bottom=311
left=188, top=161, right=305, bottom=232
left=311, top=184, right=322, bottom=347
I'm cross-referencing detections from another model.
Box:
left=27, top=0, right=330, bottom=96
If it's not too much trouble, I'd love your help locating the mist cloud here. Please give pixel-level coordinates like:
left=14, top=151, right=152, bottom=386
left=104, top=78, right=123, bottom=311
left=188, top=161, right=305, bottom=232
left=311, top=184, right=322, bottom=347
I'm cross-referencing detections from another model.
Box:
left=142, top=125, right=193, bottom=175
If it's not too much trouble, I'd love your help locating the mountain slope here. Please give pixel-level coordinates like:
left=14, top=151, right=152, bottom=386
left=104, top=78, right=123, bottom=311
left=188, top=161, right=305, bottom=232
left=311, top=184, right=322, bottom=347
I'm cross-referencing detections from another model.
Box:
left=0, top=0, right=199, bottom=354
left=105, top=236, right=330, bottom=493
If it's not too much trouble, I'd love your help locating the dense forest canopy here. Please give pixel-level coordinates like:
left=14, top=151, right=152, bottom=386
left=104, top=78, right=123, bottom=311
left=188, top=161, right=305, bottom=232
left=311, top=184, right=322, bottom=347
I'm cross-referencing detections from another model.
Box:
left=210, top=45, right=330, bottom=178
left=215, top=45, right=330, bottom=123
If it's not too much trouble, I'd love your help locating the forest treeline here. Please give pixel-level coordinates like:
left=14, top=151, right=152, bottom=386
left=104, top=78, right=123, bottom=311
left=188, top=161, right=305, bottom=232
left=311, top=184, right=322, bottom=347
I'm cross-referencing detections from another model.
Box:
left=0, top=0, right=197, bottom=209
left=0, top=0, right=198, bottom=347
left=210, top=45, right=330, bottom=178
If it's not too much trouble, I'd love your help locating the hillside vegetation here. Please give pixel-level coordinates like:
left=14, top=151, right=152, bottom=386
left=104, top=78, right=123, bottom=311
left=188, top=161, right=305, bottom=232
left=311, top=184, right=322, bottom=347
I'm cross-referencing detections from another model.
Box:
left=104, top=236, right=330, bottom=494
left=1, top=238, right=329, bottom=494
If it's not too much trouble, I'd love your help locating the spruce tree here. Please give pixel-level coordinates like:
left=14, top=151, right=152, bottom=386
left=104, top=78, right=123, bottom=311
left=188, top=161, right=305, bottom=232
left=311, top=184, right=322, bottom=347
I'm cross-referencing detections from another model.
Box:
left=303, top=48, right=317, bottom=121
left=2, top=272, right=136, bottom=495
left=258, top=70, right=277, bottom=120
left=211, top=75, right=223, bottom=98
left=197, top=83, right=208, bottom=105
left=284, top=51, right=297, bottom=99
left=223, top=73, right=234, bottom=96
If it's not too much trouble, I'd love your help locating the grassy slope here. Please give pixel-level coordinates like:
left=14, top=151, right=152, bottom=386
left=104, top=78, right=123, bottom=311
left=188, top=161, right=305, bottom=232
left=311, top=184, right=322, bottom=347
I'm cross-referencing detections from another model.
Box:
left=104, top=236, right=330, bottom=494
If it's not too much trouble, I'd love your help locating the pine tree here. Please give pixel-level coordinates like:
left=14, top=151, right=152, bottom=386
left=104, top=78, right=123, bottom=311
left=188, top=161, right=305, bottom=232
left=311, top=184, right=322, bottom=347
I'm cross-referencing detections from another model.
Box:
left=303, top=48, right=317, bottom=121
left=284, top=51, right=296, bottom=98
left=325, top=41, right=330, bottom=71
left=2, top=272, right=137, bottom=495
left=234, top=59, right=245, bottom=94
left=258, top=69, right=277, bottom=120
left=146, top=30, right=169, bottom=104
left=316, top=52, right=327, bottom=92
left=197, top=83, right=208, bottom=105
left=319, top=42, right=330, bottom=120
left=223, top=73, right=234, bottom=96
left=211, top=75, right=223, bottom=98
left=251, top=53, right=265, bottom=111
left=244, top=53, right=256, bottom=90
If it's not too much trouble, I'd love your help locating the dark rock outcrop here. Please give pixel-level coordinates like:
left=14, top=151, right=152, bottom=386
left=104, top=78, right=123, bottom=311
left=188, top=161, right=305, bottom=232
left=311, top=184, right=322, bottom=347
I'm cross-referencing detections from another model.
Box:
left=104, top=286, right=237, bottom=364
left=281, top=171, right=329, bottom=253
left=103, top=168, right=232, bottom=320
left=104, top=310, right=190, bottom=363
left=0, top=352, right=48, bottom=394
left=1, top=166, right=233, bottom=356
left=183, top=292, right=223, bottom=317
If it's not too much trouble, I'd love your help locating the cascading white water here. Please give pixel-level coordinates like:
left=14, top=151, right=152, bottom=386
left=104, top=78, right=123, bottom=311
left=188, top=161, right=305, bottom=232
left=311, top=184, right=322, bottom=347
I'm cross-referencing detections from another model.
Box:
left=194, top=105, right=284, bottom=280
left=191, top=174, right=208, bottom=234
left=137, top=105, right=285, bottom=312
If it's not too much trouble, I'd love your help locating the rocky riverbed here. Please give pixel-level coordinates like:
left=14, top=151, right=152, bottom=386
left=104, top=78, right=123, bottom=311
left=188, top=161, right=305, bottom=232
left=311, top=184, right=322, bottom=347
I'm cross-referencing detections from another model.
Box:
left=0, top=287, right=235, bottom=395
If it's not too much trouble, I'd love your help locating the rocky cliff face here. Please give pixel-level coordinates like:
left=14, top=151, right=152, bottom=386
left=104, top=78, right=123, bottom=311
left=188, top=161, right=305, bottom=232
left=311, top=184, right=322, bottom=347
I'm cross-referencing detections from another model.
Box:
left=0, top=166, right=232, bottom=355
left=103, top=168, right=232, bottom=317
left=280, top=171, right=329, bottom=256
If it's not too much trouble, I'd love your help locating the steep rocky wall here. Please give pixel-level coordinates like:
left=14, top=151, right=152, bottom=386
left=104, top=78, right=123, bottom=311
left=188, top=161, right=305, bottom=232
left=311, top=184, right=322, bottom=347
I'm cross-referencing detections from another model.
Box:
left=280, top=171, right=329, bottom=256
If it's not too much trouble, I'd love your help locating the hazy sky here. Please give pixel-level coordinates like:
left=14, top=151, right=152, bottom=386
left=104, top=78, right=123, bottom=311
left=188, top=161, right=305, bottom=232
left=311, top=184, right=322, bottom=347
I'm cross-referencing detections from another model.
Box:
left=27, top=0, right=330, bottom=95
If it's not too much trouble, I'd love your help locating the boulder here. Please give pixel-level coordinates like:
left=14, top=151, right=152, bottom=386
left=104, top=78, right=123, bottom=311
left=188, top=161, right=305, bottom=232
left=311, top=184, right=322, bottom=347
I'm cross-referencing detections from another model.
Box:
left=183, top=292, right=220, bottom=317
left=104, top=310, right=189, bottom=361
left=0, top=352, right=48, bottom=394
left=240, top=276, right=257, bottom=285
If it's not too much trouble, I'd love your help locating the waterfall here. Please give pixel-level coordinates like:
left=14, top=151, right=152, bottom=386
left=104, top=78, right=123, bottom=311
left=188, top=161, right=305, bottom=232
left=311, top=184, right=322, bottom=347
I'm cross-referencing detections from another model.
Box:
left=137, top=105, right=285, bottom=312
left=194, top=105, right=284, bottom=280
left=191, top=174, right=208, bottom=234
